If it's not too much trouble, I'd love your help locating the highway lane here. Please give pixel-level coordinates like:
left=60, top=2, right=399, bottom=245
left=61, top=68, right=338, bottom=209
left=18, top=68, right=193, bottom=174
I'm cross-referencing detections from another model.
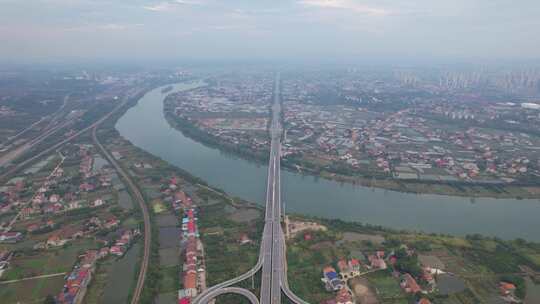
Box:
left=206, top=287, right=260, bottom=304
left=261, top=141, right=276, bottom=302
left=193, top=257, right=263, bottom=304
left=0, top=118, right=74, bottom=168
left=270, top=74, right=282, bottom=304
left=0, top=88, right=145, bottom=183
left=0, top=94, right=69, bottom=148
left=270, top=72, right=308, bottom=304
left=0, top=94, right=74, bottom=168
left=194, top=74, right=282, bottom=304
left=193, top=72, right=309, bottom=304
left=260, top=72, right=283, bottom=304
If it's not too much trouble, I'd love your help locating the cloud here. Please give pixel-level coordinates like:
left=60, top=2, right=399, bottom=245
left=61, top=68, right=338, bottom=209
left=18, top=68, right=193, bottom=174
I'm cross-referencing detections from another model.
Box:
left=143, top=0, right=203, bottom=12
left=231, top=8, right=282, bottom=16
left=64, top=23, right=144, bottom=32
left=299, top=0, right=389, bottom=16
left=143, top=2, right=173, bottom=11
left=98, top=23, right=143, bottom=30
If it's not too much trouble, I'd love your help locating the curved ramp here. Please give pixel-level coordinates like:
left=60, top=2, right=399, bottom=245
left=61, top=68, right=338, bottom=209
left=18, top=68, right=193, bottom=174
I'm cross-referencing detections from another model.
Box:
left=198, top=287, right=259, bottom=304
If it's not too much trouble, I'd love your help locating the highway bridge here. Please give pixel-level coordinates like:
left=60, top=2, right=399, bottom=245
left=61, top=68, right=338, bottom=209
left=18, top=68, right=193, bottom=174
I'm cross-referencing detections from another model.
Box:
left=193, top=73, right=309, bottom=304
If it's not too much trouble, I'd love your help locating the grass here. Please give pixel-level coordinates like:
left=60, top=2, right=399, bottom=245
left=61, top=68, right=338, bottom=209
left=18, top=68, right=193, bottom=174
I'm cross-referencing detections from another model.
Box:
left=158, top=265, right=179, bottom=293
left=122, top=216, right=139, bottom=229
left=526, top=253, right=540, bottom=267
left=2, top=238, right=98, bottom=281
left=203, top=233, right=258, bottom=285
left=84, top=261, right=111, bottom=304
left=0, top=276, right=65, bottom=303
left=286, top=239, right=351, bottom=303
left=477, top=239, right=499, bottom=252
left=199, top=202, right=260, bottom=287
left=152, top=199, right=166, bottom=214
left=401, top=234, right=471, bottom=249
left=215, top=294, right=253, bottom=304
left=366, top=270, right=407, bottom=301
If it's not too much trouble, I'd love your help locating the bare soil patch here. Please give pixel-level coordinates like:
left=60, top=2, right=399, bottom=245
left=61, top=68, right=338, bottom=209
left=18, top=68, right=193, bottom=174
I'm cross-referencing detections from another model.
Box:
left=350, top=277, right=379, bottom=304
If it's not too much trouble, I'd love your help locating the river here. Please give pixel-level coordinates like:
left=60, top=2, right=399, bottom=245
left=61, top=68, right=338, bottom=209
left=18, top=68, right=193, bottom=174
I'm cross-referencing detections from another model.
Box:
left=116, top=82, right=540, bottom=241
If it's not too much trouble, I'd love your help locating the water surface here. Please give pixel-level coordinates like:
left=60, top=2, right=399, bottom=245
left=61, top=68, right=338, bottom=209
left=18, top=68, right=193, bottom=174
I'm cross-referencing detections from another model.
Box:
left=102, top=243, right=141, bottom=304
left=116, top=83, right=540, bottom=241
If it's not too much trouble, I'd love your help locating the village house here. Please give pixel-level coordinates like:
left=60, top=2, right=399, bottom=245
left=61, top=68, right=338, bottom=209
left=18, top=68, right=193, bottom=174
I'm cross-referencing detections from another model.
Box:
left=109, top=245, right=124, bottom=256
left=104, top=217, right=119, bottom=229
left=21, top=207, right=34, bottom=218
left=43, top=203, right=63, bottom=214
left=98, top=247, right=109, bottom=259
left=499, top=281, right=517, bottom=296
left=322, top=266, right=345, bottom=291
left=49, top=194, right=61, bottom=203
left=47, top=234, right=68, bottom=247
left=335, top=287, right=353, bottom=304
left=27, top=223, right=40, bottom=232
left=239, top=233, right=252, bottom=245
left=177, top=193, right=204, bottom=303
left=56, top=250, right=98, bottom=304
left=90, top=199, right=105, bottom=207
left=68, top=201, right=81, bottom=210
left=337, top=258, right=361, bottom=280
left=0, top=232, right=23, bottom=243
left=368, top=253, right=387, bottom=270
left=79, top=183, right=95, bottom=192
left=0, top=203, right=12, bottom=214
left=401, top=273, right=422, bottom=294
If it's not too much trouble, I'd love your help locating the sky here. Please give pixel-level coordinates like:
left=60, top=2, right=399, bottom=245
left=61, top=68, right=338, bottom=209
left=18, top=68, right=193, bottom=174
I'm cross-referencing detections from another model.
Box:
left=1, top=0, right=540, bottom=64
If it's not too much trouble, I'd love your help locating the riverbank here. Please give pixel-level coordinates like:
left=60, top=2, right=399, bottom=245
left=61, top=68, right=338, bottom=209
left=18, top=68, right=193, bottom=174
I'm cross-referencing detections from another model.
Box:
left=285, top=215, right=540, bottom=304
left=314, top=169, right=540, bottom=199
left=163, top=97, right=540, bottom=199
left=163, top=110, right=269, bottom=164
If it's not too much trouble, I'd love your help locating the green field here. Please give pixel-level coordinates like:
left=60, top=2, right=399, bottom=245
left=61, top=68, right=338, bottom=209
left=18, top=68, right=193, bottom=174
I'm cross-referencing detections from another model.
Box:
left=158, top=265, right=180, bottom=293
left=2, top=239, right=98, bottom=281
left=526, top=253, right=540, bottom=267
left=199, top=202, right=261, bottom=287
left=366, top=271, right=407, bottom=301
left=0, top=276, right=65, bottom=303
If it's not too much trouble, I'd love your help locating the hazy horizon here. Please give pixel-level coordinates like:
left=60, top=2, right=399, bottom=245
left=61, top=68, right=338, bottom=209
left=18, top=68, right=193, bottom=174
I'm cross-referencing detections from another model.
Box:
left=1, top=0, right=540, bottom=65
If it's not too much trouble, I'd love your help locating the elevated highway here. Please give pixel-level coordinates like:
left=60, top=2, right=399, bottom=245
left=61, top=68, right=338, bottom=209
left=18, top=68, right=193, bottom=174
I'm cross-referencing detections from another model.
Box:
left=193, top=73, right=308, bottom=304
